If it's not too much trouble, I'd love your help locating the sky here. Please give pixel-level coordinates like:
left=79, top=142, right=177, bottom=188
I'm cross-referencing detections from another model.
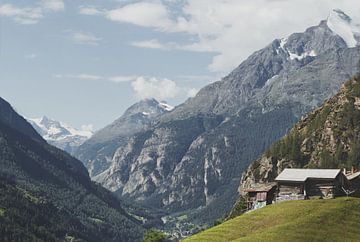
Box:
left=1, top=0, right=360, bottom=131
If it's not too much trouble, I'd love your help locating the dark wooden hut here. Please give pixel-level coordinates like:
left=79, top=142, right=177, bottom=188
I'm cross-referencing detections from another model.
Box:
left=275, top=168, right=349, bottom=201
left=244, top=183, right=277, bottom=210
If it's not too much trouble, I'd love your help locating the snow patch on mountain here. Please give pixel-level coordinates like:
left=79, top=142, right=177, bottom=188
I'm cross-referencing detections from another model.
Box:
left=327, top=9, right=360, bottom=48
left=280, top=38, right=287, bottom=50
left=288, top=50, right=317, bottom=61
left=159, top=102, right=174, bottom=111
left=277, top=37, right=316, bottom=60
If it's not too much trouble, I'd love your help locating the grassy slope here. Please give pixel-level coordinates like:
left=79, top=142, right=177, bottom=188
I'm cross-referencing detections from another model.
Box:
left=184, top=197, right=360, bottom=242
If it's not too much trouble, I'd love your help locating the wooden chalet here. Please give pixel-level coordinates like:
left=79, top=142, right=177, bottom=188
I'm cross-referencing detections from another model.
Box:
left=244, top=183, right=277, bottom=210
left=275, top=168, right=349, bottom=201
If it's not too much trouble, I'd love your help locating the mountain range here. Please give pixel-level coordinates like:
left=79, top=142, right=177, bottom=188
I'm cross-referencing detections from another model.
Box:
left=73, top=9, right=360, bottom=230
left=27, top=116, right=93, bottom=155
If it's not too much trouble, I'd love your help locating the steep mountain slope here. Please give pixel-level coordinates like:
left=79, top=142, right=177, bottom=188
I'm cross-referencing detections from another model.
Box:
left=0, top=98, right=43, bottom=143
left=185, top=197, right=360, bottom=242
left=78, top=10, right=360, bottom=228
left=75, top=98, right=173, bottom=177
left=28, top=116, right=93, bottom=155
left=239, top=73, right=360, bottom=195
left=0, top=97, right=144, bottom=241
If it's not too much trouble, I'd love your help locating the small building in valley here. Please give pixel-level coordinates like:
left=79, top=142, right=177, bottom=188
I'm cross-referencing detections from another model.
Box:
left=244, top=183, right=277, bottom=210
left=275, top=168, right=349, bottom=201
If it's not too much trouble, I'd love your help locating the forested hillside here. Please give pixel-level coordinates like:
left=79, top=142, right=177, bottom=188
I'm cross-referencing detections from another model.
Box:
left=237, top=73, right=360, bottom=209
left=0, top=97, right=144, bottom=241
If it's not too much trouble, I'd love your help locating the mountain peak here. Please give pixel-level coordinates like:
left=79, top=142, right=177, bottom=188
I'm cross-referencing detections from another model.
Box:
left=327, top=9, right=359, bottom=48
left=27, top=116, right=93, bottom=154
left=123, top=98, right=173, bottom=117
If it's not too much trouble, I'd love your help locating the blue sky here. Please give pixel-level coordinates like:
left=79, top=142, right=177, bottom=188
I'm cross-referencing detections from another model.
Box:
left=1, top=0, right=360, bottom=130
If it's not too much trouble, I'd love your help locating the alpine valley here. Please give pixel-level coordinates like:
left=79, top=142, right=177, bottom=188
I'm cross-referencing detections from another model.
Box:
left=72, top=9, right=360, bottom=236
left=3, top=7, right=360, bottom=242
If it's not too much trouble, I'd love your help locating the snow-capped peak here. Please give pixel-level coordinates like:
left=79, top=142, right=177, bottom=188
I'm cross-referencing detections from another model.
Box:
left=327, top=9, right=360, bottom=48
left=27, top=116, right=93, bottom=154
left=29, top=116, right=93, bottom=139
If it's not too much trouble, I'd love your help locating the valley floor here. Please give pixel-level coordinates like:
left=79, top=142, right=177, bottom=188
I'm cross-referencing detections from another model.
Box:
left=184, top=197, right=360, bottom=242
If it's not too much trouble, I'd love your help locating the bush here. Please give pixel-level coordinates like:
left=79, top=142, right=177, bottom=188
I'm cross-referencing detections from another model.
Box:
left=142, top=229, right=166, bottom=242
left=228, top=195, right=247, bottom=219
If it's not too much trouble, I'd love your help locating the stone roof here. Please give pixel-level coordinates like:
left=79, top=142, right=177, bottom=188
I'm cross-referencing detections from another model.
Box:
left=275, top=168, right=341, bottom=182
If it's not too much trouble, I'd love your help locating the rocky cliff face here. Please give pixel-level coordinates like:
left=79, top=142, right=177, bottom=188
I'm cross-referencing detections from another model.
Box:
left=75, top=98, right=172, bottom=177
left=78, top=10, right=360, bottom=225
left=240, top=73, right=360, bottom=195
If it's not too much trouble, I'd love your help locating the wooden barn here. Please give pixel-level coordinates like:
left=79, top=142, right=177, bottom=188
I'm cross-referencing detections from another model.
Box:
left=275, top=168, right=349, bottom=201
left=345, top=171, right=360, bottom=197
left=244, top=183, right=277, bottom=210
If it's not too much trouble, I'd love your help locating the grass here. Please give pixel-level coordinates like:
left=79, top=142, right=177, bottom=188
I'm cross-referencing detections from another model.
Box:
left=184, top=197, right=360, bottom=242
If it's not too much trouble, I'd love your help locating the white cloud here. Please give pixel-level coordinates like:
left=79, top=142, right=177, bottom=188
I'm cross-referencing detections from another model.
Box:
left=89, top=0, right=360, bottom=73
left=0, top=4, right=42, bottom=24
left=54, top=74, right=102, bottom=80
left=109, top=75, right=137, bottom=83
left=73, top=74, right=103, bottom=80
left=79, top=6, right=104, bottom=16
left=53, top=73, right=137, bottom=83
left=131, top=76, right=180, bottom=100
left=54, top=73, right=198, bottom=100
left=40, top=0, right=64, bottom=11
left=72, top=32, right=102, bottom=45
left=0, top=1, right=64, bottom=24
left=105, top=2, right=173, bottom=30
left=130, top=38, right=214, bottom=52
left=130, top=39, right=178, bottom=50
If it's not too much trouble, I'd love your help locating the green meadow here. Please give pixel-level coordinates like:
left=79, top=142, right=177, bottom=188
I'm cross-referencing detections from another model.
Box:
left=184, top=197, right=360, bottom=242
